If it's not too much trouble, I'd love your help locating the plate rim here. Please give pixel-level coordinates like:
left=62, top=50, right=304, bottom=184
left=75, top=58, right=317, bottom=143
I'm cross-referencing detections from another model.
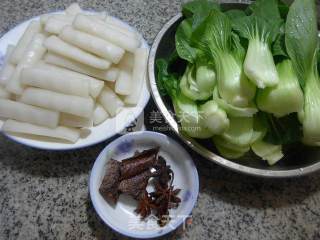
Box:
left=89, top=131, right=199, bottom=239
left=0, top=11, right=150, bottom=151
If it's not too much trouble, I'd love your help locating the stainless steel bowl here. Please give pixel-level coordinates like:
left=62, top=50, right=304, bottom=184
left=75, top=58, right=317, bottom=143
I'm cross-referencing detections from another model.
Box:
left=148, top=1, right=320, bottom=178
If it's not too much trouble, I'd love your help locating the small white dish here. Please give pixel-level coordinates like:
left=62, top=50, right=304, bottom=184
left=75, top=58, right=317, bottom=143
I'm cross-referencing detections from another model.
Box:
left=89, top=131, right=199, bottom=239
left=0, top=12, right=150, bottom=150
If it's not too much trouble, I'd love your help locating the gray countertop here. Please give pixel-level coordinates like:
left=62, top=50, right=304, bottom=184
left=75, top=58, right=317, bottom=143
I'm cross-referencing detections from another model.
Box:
left=1, top=1, right=320, bottom=239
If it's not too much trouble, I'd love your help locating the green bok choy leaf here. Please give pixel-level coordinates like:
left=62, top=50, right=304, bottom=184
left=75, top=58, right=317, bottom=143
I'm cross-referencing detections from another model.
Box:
left=285, top=0, right=320, bottom=145
left=191, top=9, right=256, bottom=107
left=232, top=0, right=283, bottom=88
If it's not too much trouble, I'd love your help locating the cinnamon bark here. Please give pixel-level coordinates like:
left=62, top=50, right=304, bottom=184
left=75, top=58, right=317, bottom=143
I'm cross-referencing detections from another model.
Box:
left=119, top=147, right=159, bottom=180
left=99, top=159, right=121, bottom=204
left=118, top=170, right=154, bottom=200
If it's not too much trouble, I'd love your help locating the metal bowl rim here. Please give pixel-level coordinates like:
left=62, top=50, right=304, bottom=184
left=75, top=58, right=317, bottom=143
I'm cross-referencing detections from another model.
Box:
left=148, top=6, right=320, bottom=178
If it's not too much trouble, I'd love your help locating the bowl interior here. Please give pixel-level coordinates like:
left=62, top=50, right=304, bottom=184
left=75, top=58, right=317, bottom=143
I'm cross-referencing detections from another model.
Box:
left=152, top=3, right=320, bottom=174
left=90, top=131, right=199, bottom=238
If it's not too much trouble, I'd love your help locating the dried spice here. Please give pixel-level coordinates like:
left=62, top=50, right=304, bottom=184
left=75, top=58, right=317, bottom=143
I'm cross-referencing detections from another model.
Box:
left=99, top=147, right=181, bottom=227
left=120, top=148, right=159, bottom=180
left=135, top=191, right=156, bottom=219
left=99, top=159, right=121, bottom=204
left=154, top=156, right=173, bottom=188
left=148, top=169, right=181, bottom=227
left=118, top=170, right=154, bottom=200
left=99, top=148, right=159, bottom=202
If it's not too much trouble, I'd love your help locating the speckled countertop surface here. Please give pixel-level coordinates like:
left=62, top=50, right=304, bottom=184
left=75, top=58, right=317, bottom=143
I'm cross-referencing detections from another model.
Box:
left=1, top=1, right=320, bottom=240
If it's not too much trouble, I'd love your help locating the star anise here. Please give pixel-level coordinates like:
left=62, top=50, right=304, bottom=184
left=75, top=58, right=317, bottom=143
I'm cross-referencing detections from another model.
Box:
left=135, top=191, right=156, bottom=219
left=99, top=147, right=182, bottom=227
left=154, top=156, right=175, bottom=188
left=157, top=208, right=170, bottom=227
left=151, top=182, right=181, bottom=207
left=150, top=175, right=182, bottom=226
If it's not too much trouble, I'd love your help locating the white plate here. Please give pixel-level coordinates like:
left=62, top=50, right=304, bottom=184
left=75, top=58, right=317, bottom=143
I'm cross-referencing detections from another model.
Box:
left=0, top=13, right=150, bottom=150
left=89, top=131, right=199, bottom=239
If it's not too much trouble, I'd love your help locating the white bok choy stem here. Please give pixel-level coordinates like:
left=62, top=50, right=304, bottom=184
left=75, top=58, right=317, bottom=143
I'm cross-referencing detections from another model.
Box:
left=180, top=64, right=216, bottom=101
left=285, top=0, right=320, bottom=145
left=251, top=140, right=284, bottom=165
left=212, top=117, right=254, bottom=159
left=244, top=37, right=279, bottom=88
left=173, top=94, right=214, bottom=139
left=257, top=60, right=304, bottom=117
left=199, top=100, right=229, bottom=135
left=192, top=10, right=256, bottom=107
left=231, top=0, right=282, bottom=88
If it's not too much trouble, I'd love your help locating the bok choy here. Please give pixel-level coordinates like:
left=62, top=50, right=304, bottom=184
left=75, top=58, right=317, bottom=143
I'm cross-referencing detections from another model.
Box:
left=157, top=58, right=228, bottom=138
left=285, top=0, right=320, bottom=145
left=232, top=0, right=282, bottom=88
left=191, top=10, right=256, bottom=108
left=180, top=64, right=216, bottom=100
left=156, top=0, right=320, bottom=166
left=257, top=60, right=304, bottom=117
